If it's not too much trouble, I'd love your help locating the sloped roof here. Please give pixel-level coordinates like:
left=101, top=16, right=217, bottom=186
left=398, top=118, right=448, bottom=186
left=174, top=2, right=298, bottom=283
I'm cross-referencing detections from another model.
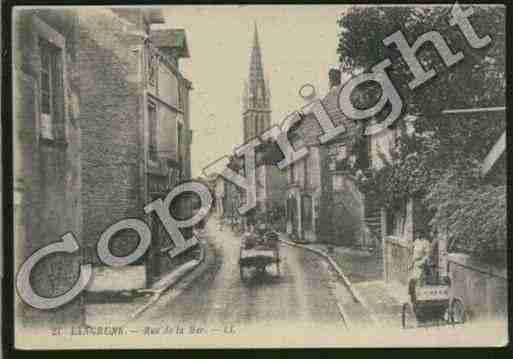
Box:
left=321, top=85, right=355, bottom=132
left=289, top=85, right=361, bottom=147
left=150, top=29, right=190, bottom=58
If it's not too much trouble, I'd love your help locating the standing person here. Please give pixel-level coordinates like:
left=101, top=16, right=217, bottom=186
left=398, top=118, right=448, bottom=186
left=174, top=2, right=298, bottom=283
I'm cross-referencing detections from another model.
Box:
left=408, top=237, right=430, bottom=304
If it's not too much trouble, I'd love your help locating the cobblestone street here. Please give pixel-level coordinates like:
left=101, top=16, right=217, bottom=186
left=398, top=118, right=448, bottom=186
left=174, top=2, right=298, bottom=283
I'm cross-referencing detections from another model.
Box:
left=132, top=220, right=350, bottom=331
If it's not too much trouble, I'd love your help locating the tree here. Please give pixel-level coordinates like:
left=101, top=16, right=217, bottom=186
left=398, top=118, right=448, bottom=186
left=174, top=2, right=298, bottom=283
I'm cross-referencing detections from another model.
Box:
left=336, top=5, right=506, bottom=260
left=337, top=5, right=505, bottom=113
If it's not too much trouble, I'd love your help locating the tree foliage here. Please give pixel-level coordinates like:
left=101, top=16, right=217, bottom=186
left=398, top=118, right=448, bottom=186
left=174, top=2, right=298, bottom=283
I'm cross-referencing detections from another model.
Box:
left=425, top=169, right=506, bottom=262
left=337, top=5, right=505, bottom=113
left=336, top=5, right=506, bottom=259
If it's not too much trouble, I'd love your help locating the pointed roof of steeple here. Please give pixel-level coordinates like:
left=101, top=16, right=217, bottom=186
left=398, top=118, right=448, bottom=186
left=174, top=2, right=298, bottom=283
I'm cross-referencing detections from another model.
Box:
left=249, top=22, right=265, bottom=97
left=253, top=21, right=259, bottom=48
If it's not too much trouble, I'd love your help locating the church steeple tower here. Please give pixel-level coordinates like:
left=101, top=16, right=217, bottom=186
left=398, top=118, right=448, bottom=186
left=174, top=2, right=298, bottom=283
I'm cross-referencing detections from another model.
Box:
left=243, top=23, right=271, bottom=142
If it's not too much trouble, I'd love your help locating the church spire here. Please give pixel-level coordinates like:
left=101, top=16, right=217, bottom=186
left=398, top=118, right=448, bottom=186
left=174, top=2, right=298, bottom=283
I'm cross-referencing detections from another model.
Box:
left=248, top=22, right=266, bottom=106
left=243, top=22, right=271, bottom=141
left=253, top=21, right=259, bottom=47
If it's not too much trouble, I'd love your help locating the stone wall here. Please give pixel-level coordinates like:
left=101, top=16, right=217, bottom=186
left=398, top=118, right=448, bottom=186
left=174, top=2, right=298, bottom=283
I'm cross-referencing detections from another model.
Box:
left=447, top=253, right=508, bottom=320
left=13, top=9, right=83, bottom=326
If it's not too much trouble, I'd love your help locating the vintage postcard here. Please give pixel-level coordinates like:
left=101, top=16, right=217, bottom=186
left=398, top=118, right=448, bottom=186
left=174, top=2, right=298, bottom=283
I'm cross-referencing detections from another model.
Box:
left=9, top=4, right=508, bottom=349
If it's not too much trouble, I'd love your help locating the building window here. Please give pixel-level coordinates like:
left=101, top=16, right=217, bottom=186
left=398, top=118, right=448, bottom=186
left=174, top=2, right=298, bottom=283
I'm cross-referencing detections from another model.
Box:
left=148, top=102, right=158, bottom=162
left=39, top=37, right=63, bottom=140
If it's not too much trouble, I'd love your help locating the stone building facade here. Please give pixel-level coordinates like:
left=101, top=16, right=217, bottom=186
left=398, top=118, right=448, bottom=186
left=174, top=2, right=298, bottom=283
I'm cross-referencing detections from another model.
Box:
left=13, top=9, right=84, bottom=326
left=285, top=78, right=367, bottom=245
left=320, top=94, right=412, bottom=248
left=78, top=8, right=193, bottom=289
left=283, top=72, right=419, bottom=248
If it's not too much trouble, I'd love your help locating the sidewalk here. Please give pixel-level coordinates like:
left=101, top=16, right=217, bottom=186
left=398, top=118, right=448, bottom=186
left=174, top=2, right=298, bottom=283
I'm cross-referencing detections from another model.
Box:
left=284, top=239, right=408, bottom=328
left=85, top=234, right=208, bottom=327
left=352, top=280, right=407, bottom=328
left=328, top=244, right=408, bottom=327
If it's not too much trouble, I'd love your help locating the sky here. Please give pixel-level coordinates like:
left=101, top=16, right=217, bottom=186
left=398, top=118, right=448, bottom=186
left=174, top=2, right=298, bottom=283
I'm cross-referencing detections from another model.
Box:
left=157, top=5, right=347, bottom=177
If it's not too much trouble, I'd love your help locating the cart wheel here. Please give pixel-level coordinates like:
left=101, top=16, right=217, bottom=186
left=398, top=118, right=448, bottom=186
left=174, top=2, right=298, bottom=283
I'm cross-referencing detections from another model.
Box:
left=402, top=302, right=417, bottom=329
left=449, top=298, right=466, bottom=324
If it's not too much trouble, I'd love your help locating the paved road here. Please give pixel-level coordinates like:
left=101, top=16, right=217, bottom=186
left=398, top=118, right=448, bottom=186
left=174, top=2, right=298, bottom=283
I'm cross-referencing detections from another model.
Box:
left=134, top=220, right=347, bottom=330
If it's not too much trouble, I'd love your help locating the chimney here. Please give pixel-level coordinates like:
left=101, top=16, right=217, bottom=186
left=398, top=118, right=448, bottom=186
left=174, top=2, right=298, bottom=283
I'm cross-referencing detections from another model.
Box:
left=329, top=68, right=341, bottom=88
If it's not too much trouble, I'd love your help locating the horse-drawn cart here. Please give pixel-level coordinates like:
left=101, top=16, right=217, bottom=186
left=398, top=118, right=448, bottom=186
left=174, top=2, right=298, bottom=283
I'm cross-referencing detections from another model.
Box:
left=239, top=231, right=280, bottom=281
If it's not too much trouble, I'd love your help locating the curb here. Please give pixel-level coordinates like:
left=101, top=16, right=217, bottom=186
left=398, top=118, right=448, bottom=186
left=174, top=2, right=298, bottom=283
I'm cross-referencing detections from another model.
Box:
left=127, top=240, right=206, bottom=322
left=277, top=236, right=378, bottom=326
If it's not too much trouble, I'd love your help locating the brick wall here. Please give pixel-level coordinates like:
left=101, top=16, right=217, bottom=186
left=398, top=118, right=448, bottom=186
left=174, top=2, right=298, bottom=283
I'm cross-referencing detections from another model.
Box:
left=78, top=9, right=145, bottom=264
